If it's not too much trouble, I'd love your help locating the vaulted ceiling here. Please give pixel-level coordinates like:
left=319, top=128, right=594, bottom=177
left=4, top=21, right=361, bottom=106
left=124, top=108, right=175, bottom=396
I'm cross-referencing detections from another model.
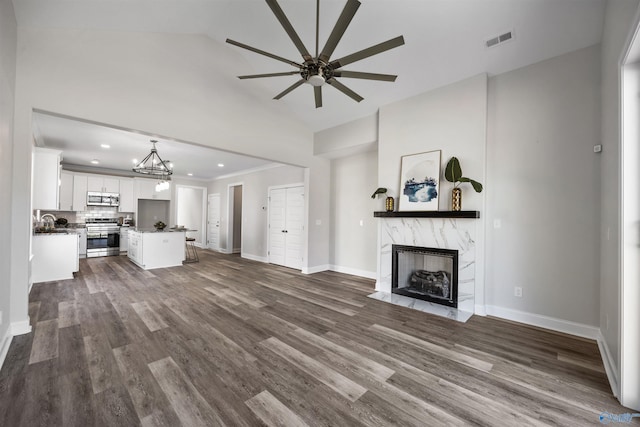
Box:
left=14, top=0, right=605, bottom=176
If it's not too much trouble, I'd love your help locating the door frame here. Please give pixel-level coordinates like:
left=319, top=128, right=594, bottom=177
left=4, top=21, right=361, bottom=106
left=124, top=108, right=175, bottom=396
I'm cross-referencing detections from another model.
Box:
left=267, top=182, right=304, bottom=267
left=207, top=193, right=221, bottom=251
left=174, top=184, right=207, bottom=247
left=226, top=182, right=243, bottom=255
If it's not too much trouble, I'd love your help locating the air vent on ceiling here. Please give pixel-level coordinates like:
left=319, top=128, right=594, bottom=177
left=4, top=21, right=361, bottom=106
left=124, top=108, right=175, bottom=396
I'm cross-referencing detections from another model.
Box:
left=485, top=30, right=514, bottom=49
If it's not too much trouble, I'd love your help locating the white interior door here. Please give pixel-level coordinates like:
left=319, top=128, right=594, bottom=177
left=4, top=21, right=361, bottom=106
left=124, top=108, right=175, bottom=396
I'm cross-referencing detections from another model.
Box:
left=207, top=194, right=220, bottom=251
left=268, top=185, right=304, bottom=269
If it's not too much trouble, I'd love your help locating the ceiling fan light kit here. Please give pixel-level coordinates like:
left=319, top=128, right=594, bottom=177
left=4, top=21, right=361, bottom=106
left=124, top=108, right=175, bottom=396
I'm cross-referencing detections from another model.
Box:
left=226, top=0, right=405, bottom=108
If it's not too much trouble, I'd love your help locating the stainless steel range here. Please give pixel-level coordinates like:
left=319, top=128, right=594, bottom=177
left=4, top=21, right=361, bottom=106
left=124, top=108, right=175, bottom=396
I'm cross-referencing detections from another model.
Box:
left=86, top=218, right=120, bottom=257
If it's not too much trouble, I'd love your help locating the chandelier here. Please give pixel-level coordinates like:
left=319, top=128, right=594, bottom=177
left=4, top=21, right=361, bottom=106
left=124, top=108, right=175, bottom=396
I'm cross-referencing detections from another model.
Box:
left=133, top=140, right=173, bottom=178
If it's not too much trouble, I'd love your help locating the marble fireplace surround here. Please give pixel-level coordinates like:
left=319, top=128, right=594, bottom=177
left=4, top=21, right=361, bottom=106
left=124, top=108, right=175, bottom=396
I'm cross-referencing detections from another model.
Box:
left=372, top=211, right=480, bottom=321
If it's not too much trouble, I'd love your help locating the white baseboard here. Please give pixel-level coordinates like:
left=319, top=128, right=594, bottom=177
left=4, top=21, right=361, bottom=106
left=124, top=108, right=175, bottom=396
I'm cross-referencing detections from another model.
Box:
left=10, top=320, right=32, bottom=336
left=329, top=265, right=376, bottom=280
left=485, top=305, right=600, bottom=340
left=302, top=264, right=330, bottom=275
left=242, top=252, right=267, bottom=263
left=597, top=332, right=620, bottom=398
left=474, top=304, right=487, bottom=316
left=0, top=327, right=12, bottom=373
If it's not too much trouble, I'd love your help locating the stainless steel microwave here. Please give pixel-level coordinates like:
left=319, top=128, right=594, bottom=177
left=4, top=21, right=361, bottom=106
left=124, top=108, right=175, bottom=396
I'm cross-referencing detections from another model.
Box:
left=87, top=192, right=120, bottom=207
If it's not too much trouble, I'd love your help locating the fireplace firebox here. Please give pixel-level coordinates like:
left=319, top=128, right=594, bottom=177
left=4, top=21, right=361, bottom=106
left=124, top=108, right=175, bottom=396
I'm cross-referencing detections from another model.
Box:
left=391, top=244, right=458, bottom=308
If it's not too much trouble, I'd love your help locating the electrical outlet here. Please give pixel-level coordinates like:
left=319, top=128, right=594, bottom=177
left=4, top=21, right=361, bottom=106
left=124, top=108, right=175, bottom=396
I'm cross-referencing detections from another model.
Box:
left=514, top=287, right=523, bottom=297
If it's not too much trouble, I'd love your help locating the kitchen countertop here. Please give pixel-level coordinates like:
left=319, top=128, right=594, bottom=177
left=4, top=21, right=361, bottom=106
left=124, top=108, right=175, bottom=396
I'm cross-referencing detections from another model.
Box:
left=130, top=228, right=187, bottom=234
left=33, top=228, right=84, bottom=235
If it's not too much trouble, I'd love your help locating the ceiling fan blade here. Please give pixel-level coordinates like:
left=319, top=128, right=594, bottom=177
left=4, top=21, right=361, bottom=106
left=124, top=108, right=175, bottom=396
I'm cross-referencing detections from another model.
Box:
left=238, top=71, right=300, bottom=79
left=274, top=79, right=305, bottom=100
left=332, top=70, right=397, bottom=82
left=326, top=78, right=363, bottom=102
left=314, top=86, right=322, bottom=108
left=226, top=39, right=302, bottom=68
left=265, top=0, right=312, bottom=61
left=318, top=0, right=360, bottom=63
left=329, top=35, right=405, bottom=69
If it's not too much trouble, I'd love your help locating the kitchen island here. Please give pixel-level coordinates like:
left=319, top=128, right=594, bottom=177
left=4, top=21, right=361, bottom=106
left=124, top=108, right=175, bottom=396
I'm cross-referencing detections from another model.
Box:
left=127, top=229, right=186, bottom=270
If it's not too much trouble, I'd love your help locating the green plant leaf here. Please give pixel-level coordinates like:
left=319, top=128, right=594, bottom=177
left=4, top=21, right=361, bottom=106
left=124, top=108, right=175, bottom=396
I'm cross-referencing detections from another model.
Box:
left=444, top=157, right=462, bottom=183
left=469, top=179, right=483, bottom=193
left=371, top=187, right=387, bottom=198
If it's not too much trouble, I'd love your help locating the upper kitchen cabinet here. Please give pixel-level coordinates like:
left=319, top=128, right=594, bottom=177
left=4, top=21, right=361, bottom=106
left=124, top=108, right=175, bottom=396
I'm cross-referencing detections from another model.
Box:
left=72, top=174, right=88, bottom=211
left=134, top=178, right=171, bottom=201
left=119, top=178, right=135, bottom=212
left=32, top=147, right=62, bottom=210
left=59, top=171, right=74, bottom=211
left=87, top=175, right=119, bottom=193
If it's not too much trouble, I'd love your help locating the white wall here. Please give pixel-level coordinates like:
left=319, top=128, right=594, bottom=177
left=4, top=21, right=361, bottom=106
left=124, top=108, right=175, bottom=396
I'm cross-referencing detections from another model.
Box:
left=176, top=185, right=205, bottom=245
left=330, top=150, right=378, bottom=278
left=486, top=45, right=601, bottom=327
left=0, top=0, right=18, bottom=363
left=600, top=0, right=640, bottom=390
left=208, top=165, right=304, bottom=261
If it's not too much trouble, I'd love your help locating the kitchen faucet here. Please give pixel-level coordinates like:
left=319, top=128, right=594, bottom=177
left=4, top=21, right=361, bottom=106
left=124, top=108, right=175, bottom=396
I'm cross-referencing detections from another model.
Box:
left=41, top=213, right=57, bottom=222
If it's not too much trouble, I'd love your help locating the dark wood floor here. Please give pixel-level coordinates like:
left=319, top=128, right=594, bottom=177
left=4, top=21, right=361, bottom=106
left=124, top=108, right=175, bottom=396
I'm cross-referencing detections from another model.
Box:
left=0, top=249, right=635, bottom=426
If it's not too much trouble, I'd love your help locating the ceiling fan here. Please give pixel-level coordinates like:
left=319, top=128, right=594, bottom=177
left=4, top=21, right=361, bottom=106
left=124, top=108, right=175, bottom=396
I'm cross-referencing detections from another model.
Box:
left=226, top=0, right=405, bottom=108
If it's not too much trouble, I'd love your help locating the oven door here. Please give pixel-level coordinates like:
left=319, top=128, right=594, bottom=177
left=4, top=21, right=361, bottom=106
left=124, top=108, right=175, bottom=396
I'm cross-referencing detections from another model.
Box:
left=87, top=228, right=120, bottom=257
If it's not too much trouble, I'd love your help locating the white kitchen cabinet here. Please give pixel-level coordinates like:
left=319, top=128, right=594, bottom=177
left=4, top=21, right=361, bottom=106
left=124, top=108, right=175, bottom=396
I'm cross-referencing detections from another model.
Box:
left=119, top=178, right=135, bottom=212
left=72, top=174, right=88, bottom=211
left=87, top=175, right=119, bottom=193
left=32, top=233, right=79, bottom=282
left=32, top=147, right=62, bottom=210
left=119, top=227, right=129, bottom=252
left=134, top=178, right=171, bottom=201
left=128, top=230, right=185, bottom=270
left=59, top=171, right=74, bottom=211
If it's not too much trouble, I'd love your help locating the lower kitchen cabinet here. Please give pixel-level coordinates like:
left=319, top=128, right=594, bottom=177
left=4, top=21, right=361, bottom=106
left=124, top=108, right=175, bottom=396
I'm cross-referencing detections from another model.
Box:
left=128, top=230, right=185, bottom=270
left=32, top=233, right=79, bottom=283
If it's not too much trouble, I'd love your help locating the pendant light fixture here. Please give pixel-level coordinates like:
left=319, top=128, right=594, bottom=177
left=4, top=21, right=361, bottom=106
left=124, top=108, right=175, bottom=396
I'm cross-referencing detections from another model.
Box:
left=133, top=140, right=173, bottom=177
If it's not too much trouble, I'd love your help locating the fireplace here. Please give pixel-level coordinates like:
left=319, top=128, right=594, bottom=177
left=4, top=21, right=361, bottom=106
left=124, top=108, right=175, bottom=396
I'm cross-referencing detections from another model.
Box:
left=392, top=244, right=458, bottom=308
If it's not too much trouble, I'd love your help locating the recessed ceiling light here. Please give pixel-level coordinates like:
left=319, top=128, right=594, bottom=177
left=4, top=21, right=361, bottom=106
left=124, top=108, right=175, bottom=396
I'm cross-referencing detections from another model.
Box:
left=169, top=163, right=174, bottom=169
left=91, top=159, right=99, bottom=164
left=132, top=158, right=138, bottom=164
left=218, top=163, right=224, bottom=167
left=100, top=144, right=110, bottom=149
left=187, top=173, right=193, bottom=176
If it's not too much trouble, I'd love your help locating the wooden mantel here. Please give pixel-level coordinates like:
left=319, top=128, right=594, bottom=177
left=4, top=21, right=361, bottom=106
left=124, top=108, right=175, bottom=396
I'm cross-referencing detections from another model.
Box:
left=373, top=211, right=480, bottom=219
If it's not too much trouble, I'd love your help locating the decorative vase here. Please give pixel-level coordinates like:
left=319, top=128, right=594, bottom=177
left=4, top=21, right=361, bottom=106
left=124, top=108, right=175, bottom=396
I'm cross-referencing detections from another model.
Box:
left=385, top=196, right=395, bottom=212
left=451, top=188, right=462, bottom=211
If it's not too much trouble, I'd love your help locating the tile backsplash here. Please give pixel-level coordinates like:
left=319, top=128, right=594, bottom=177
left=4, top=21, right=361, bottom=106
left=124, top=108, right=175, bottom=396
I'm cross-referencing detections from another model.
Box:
left=37, top=206, right=134, bottom=224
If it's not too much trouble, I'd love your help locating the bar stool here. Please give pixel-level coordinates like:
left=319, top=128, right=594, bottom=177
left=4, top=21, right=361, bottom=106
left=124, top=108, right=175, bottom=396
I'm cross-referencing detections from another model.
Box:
left=184, top=237, right=199, bottom=263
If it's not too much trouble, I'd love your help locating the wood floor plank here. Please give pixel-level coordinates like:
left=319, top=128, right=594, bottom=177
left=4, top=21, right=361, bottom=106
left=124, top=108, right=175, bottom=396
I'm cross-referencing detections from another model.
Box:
left=370, top=323, right=494, bottom=372
left=245, top=390, right=310, bottom=427
left=83, top=334, right=122, bottom=395
left=260, top=336, right=368, bottom=402
left=58, top=300, right=79, bottom=328
left=131, top=301, right=169, bottom=332
left=148, top=357, right=226, bottom=427
left=112, top=343, right=181, bottom=425
left=60, top=370, right=97, bottom=427
left=29, top=319, right=59, bottom=365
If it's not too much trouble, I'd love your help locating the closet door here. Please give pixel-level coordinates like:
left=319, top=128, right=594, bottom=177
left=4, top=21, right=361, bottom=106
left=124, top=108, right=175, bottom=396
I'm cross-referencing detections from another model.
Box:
left=268, top=185, right=304, bottom=269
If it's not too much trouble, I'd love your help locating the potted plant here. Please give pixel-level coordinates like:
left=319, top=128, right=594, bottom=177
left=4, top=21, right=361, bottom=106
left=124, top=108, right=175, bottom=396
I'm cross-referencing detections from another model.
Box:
left=444, top=157, right=483, bottom=211
left=371, top=187, right=394, bottom=212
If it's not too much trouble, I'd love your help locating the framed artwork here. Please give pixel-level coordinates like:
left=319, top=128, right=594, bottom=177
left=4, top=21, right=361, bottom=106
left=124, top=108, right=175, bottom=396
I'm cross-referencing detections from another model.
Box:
left=399, top=150, right=441, bottom=211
